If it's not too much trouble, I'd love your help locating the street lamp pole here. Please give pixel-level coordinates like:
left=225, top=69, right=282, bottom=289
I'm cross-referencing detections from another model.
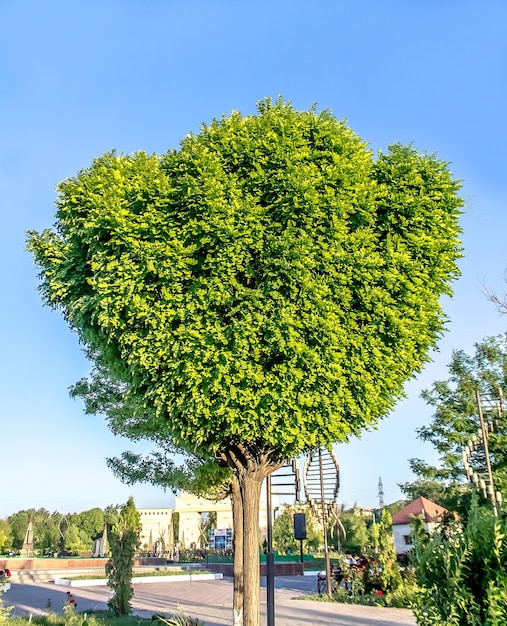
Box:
left=266, top=473, right=275, bottom=626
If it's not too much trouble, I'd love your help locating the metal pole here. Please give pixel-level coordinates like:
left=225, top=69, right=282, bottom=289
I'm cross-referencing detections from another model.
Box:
left=319, top=448, right=332, bottom=597
left=266, top=474, right=275, bottom=626
left=476, top=390, right=498, bottom=516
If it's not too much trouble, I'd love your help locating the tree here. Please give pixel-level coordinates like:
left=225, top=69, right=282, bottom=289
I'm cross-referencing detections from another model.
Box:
left=106, top=497, right=141, bottom=616
left=6, top=508, right=59, bottom=553
left=403, top=335, right=507, bottom=515
left=376, top=509, right=402, bottom=593
left=272, top=505, right=322, bottom=554
left=75, top=507, right=106, bottom=539
left=104, top=504, right=121, bottom=527
left=28, top=98, right=463, bottom=626
left=398, top=478, right=448, bottom=507
left=0, top=520, right=12, bottom=554
left=65, top=523, right=88, bottom=553
left=340, top=510, right=371, bottom=554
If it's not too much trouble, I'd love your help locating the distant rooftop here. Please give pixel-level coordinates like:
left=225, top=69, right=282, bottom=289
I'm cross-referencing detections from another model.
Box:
left=391, top=496, right=448, bottom=525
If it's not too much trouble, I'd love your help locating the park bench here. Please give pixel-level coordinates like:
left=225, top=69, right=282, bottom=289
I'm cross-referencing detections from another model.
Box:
left=317, top=564, right=343, bottom=593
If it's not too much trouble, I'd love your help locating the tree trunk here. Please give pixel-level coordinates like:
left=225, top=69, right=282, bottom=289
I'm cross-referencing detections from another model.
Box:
left=231, top=475, right=244, bottom=626
left=222, top=445, right=283, bottom=626
left=239, top=468, right=263, bottom=626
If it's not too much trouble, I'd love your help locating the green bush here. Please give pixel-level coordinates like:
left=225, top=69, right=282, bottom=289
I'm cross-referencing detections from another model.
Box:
left=381, top=580, right=419, bottom=609
left=411, top=495, right=507, bottom=625
left=154, top=607, right=203, bottom=626
left=0, top=586, right=13, bottom=624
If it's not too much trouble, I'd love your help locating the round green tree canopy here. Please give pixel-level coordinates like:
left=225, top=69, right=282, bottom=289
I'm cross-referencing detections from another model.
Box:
left=29, top=98, right=463, bottom=458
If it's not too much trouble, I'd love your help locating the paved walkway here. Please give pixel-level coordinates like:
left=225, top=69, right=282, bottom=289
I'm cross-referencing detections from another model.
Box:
left=3, top=576, right=416, bottom=626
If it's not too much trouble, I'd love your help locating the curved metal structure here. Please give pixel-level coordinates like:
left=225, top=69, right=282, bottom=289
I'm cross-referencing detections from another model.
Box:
left=303, top=447, right=340, bottom=597
left=303, top=446, right=340, bottom=518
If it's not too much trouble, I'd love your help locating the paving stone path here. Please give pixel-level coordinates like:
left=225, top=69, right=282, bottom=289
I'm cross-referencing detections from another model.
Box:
left=4, top=575, right=417, bottom=626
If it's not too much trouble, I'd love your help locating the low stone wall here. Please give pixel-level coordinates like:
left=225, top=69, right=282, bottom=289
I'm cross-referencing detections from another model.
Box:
left=207, top=562, right=304, bottom=577
left=0, top=556, right=167, bottom=571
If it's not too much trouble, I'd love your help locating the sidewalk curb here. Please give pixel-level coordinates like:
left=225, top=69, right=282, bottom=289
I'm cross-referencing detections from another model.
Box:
left=54, top=573, right=223, bottom=587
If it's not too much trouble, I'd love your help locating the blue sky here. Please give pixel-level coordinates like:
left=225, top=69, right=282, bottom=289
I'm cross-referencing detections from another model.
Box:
left=1, top=0, right=507, bottom=518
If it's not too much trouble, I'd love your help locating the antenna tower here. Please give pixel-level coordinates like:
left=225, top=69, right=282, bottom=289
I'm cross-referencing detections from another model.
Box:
left=378, top=476, right=384, bottom=509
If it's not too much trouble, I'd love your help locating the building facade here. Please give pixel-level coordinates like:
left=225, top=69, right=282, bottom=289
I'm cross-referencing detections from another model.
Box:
left=391, top=496, right=449, bottom=555
left=138, top=488, right=278, bottom=552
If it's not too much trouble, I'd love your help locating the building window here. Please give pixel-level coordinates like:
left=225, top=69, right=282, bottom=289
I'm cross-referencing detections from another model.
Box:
left=403, top=535, right=413, bottom=545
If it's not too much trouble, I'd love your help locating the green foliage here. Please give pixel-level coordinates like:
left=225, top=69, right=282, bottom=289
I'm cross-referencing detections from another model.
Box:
left=27, top=97, right=463, bottom=462
left=339, top=510, right=371, bottom=554
left=0, top=520, right=12, bottom=554
left=411, top=495, right=507, bottom=626
left=72, top=508, right=106, bottom=539
left=64, top=524, right=90, bottom=553
left=310, top=586, right=384, bottom=606
left=272, top=505, right=322, bottom=554
left=69, top=362, right=233, bottom=501
left=106, top=497, right=141, bottom=616
left=0, top=585, right=13, bottom=624
left=106, top=448, right=232, bottom=502
left=6, top=508, right=60, bottom=552
left=383, top=500, right=408, bottom=516
left=154, top=607, right=203, bottom=626
left=381, top=579, right=419, bottom=609
left=376, top=509, right=402, bottom=593
left=405, top=335, right=507, bottom=516
left=3, top=506, right=117, bottom=555
left=398, top=479, right=448, bottom=507
left=27, top=97, right=464, bottom=626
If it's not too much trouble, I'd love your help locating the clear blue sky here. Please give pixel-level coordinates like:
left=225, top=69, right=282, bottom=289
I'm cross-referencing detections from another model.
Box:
left=1, top=0, right=507, bottom=518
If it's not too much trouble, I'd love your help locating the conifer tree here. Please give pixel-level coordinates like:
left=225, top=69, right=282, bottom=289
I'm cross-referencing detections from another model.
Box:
left=106, top=497, right=141, bottom=616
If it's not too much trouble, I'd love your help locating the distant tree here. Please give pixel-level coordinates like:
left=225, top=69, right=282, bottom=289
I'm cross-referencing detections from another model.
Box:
left=171, top=512, right=179, bottom=546
left=106, top=497, right=141, bottom=616
left=28, top=97, right=463, bottom=626
left=75, top=508, right=106, bottom=539
left=404, top=335, right=507, bottom=516
left=398, top=479, right=448, bottom=506
left=40, top=521, right=60, bottom=554
left=273, top=505, right=322, bottom=554
left=340, top=510, right=371, bottom=554
left=376, top=509, right=402, bottom=593
left=384, top=501, right=408, bottom=517
left=6, top=508, right=58, bottom=552
left=0, top=520, right=12, bottom=554
left=198, top=511, right=217, bottom=549
left=65, top=524, right=89, bottom=553
left=104, top=504, right=121, bottom=527
left=7, top=510, right=33, bottom=550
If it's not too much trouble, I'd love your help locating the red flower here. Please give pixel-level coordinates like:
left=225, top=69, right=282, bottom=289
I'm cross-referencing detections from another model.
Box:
left=373, top=590, right=383, bottom=596
left=4, top=569, right=10, bottom=577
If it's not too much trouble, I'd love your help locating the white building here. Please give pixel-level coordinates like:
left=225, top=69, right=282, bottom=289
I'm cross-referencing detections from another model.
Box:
left=138, top=508, right=174, bottom=554
left=391, top=496, right=449, bottom=555
left=139, top=487, right=278, bottom=551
